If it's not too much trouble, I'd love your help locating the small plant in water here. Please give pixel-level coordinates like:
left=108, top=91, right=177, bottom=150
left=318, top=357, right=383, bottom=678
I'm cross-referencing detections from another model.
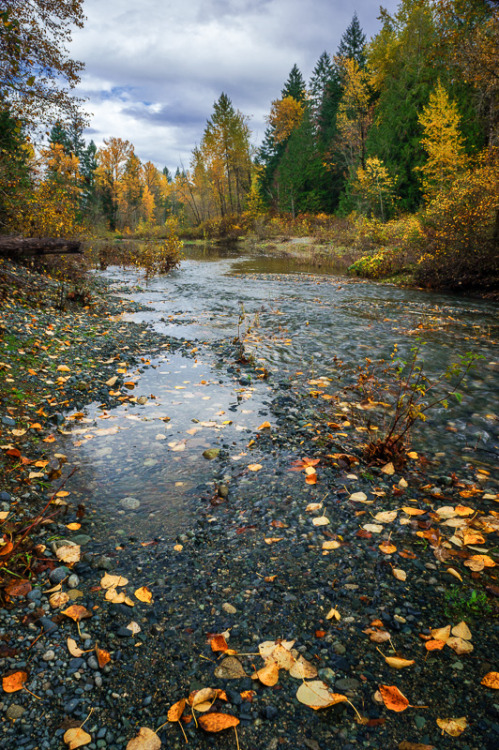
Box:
left=350, top=341, right=481, bottom=464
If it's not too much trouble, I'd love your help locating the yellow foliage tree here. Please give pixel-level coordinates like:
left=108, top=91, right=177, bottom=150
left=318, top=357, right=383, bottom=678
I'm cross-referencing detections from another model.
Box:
left=417, top=80, right=467, bottom=200
left=335, top=57, right=373, bottom=170
left=267, top=96, right=304, bottom=145
left=352, top=157, right=397, bottom=221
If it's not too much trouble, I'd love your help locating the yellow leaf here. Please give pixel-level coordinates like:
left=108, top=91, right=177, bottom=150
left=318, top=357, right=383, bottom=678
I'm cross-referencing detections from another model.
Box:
left=247, top=463, right=262, bottom=472
left=436, top=717, right=467, bottom=737
left=63, top=727, right=92, bottom=749
left=125, top=727, right=161, bottom=749
left=135, top=586, right=153, bottom=604
left=326, top=607, right=341, bottom=621
left=57, top=365, right=71, bottom=373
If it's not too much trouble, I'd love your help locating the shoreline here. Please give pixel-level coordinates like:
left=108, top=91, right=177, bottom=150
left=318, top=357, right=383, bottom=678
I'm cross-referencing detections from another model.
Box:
left=0, top=258, right=498, bottom=749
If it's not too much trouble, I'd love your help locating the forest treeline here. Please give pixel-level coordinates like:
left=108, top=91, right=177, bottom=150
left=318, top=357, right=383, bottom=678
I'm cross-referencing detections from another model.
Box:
left=0, top=0, right=498, bottom=290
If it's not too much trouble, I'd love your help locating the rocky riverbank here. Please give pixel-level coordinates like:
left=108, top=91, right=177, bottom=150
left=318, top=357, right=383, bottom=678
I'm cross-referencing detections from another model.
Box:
left=0, top=258, right=498, bottom=750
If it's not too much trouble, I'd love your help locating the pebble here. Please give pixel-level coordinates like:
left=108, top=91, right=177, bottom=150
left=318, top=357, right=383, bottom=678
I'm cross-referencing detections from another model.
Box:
left=222, top=602, right=237, bottom=614
left=120, top=497, right=141, bottom=510
left=6, top=704, right=26, bottom=720
left=42, top=649, right=56, bottom=661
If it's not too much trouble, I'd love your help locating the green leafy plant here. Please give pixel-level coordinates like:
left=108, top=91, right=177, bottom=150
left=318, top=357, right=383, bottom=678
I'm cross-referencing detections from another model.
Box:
left=444, top=586, right=492, bottom=620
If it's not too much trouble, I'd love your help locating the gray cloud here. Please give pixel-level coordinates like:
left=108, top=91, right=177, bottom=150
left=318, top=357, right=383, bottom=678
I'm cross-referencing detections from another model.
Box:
left=70, top=0, right=401, bottom=170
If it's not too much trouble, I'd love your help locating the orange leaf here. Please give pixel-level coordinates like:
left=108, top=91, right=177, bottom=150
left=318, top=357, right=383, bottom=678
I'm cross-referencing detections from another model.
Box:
left=425, top=639, right=447, bottom=651
left=379, top=684, right=409, bottom=712
left=62, top=605, right=92, bottom=622
left=481, top=672, right=499, bottom=689
left=0, top=541, right=14, bottom=556
left=96, top=647, right=111, bottom=668
left=379, top=541, right=397, bottom=554
left=252, top=660, right=280, bottom=686
left=210, top=634, right=229, bottom=653
left=198, top=713, right=240, bottom=732
left=2, top=670, right=27, bottom=693
left=168, top=698, right=186, bottom=722
left=134, top=586, right=153, bottom=604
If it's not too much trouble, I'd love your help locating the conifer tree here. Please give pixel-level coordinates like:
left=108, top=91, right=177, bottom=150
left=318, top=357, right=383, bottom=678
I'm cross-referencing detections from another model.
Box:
left=338, top=12, right=367, bottom=68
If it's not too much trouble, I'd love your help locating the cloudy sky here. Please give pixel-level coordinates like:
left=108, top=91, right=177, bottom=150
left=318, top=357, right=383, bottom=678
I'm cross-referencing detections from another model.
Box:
left=70, top=0, right=400, bottom=172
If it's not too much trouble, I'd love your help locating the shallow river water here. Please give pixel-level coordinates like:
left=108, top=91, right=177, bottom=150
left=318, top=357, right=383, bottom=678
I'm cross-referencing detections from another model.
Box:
left=58, top=245, right=499, bottom=539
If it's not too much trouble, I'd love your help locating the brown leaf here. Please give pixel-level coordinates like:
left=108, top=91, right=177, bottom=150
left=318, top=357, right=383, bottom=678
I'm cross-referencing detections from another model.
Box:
left=55, top=544, right=81, bottom=564
left=451, top=621, right=471, bottom=641
left=63, top=727, right=92, bottom=749
left=62, top=605, right=92, bottom=622
left=125, top=727, right=161, bottom=749
left=430, top=625, right=451, bottom=642
left=379, top=684, right=409, bottom=712
left=198, top=713, right=240, bottom=732
left=436, top=717, right=467, bottom=737
left=2, top=670, right=27, bottom=693
left=379, top=541, right=397, bottom=554
left=392, top=568, right=407, bottom=581
left=214, top=656, right=247, bottom=680
left=481, top=672, right=499, bottom=689
left=49, top=592, right=69, bottom=609
left=168, top=698, right=186, bottom=722
left=446, top=637, right=473, bottom=655
left=5, top=580, right=32, bottom=598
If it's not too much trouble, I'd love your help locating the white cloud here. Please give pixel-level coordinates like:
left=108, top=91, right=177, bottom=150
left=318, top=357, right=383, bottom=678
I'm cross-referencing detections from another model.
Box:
left=69, top=0, right=400, bottom=169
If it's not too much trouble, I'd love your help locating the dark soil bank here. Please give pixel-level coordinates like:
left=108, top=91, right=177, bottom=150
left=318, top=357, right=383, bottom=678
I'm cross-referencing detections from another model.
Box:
left=0, top=258, right=498, bottom=750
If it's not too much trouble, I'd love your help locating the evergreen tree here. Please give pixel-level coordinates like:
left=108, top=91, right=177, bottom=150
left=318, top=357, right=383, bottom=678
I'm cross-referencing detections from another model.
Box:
left=338, top=12, right=367, bottom=68
left=281, top=64, right=306, bottom=102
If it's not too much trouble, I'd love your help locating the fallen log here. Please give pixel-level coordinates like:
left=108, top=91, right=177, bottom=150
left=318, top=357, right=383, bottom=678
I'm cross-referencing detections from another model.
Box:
left=0, top=237, right=82, bottom=257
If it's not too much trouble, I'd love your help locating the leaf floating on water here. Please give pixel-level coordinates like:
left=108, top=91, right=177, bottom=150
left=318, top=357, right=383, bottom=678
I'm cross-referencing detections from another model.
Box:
left=296, top=681, right=347, bottom=709
left=214, top=657, right=247, bottom=680
left=264, top=537, right=284, bottom=544
left=379, top=684, right=410, bottom=712
left=63, top=727, right=92, bottom=749
left=257, top=421, right=271, bottom=431
left=198, top=713, right=240, bottom=732
left=2, top=670, right=27, bottom=693
left=135, top=586, right=153, bottom=604
left=125, top=727, right=161, bottom=749
left=363, top=523, right=384, bottom=534
left=436, top=717, right=467, bottom=737
left=481, top=672, right=499, bottom=689
left=247, top=463, right=262, bottom=472
left=350, top=492, right=368, bottom=503
left=401, top=507, right=426, bottom=516
left=306, top=503, right=322, bottom=512
left=168, top=698, right=186, bottom=722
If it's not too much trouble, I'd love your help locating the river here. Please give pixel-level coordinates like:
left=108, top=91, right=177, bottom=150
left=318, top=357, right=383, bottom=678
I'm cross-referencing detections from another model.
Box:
left=57, top=244, right=499, bottom=540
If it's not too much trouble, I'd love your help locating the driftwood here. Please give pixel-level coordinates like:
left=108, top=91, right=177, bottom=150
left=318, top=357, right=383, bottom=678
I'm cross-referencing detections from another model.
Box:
left=0, top=237, right=82, bottom=258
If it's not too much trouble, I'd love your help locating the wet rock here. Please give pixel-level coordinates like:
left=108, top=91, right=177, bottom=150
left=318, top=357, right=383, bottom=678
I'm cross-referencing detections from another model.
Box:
left=6, top=704, right=26, bottom=720
left=120, top=497, right=140, bottom=510
left=222, top=602, right=237, bottom=614
left=203, top=448, right=220, bottom=460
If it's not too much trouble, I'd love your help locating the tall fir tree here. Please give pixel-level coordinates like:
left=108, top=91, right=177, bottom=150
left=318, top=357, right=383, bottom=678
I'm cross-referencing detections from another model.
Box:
left=337, top=12, right=367, bottom=68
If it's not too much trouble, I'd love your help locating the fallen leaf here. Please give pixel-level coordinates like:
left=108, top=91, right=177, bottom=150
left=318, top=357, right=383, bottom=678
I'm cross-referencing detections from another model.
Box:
left=451, top=621, right=471, bottom=640
left=247, top=464, right=262, bottom=472
left=312, top=516, right=330, bottom=526
left=189, top=687, right=219, bottom=710
left=436, top=717, right=467, bottom=737
left=63, top=727, right=92, bottom=749
left=5, top=580, right=32, bottom=597
left=66, top=522, right=81, bottom=531
left=126, top=621, right=141, bottom=635
left=214, top=656, right=247, bottom=680
left=105, top=588, right=126, bottom=603
left=198, top=713, right=240, bottom=732
left=135, top=586, right=153, bottom=604
left=264, top=537, right=283, bottom=544
left=100, top=573, right=129, bottom=589
left=446, top=637, right=473, bottom=655
left=464, top=554, right=496, bottom=571
left=67, top=638, right=86, bottom=658
left=379, top=541, right=397, bottom=555
left=398, top=743, right=435, bottom=750
left=425, top=640, right=446, bottom=651
left=374, top=511, right=398, bottom=523
left=481, top=672, right=499, bottom=689
left=363, top=523, right=384, bottom=534
left=368, top=630, right=392, bottom=643
left=322, top=540, right=341, bottom=550
left=401, top=507, right=426, bottom=516
left=62, top=605, right=92, bottom=622
left=379, top=684, right=409, bottom=712
left=55, top=544, right=81, bottom=564
left=49, top=591, right=69, bottom=609
left=326, top=607, right=341, bottom=621
left=125, top=727, right=161, bottom=749
left=446, top=567, right=463, bottom=582
left=289, top=655, right=318, bottom=680
left=392, top=568, right=407, bottom=581
left=210, top=634, right=230, bottom=653
left=252, top=660, right=280, bottom=686
left=306, top=503, right=322, bottom=512
left=96, top=647, right=111, bottom=668
left=381, top=462, right=395, bottom=475
left=168, top=698, right=186, bottom=721
left=383, top=656, right=415, bottom=669
left=257, top=421, right=271, bottom=430
left=296, top=681, right=347, bottom=709
left=430, top=625, right=451, bottom=642
left=2, top=670, right=27, bottom=693
left=350, top=492, right=368, bottom=502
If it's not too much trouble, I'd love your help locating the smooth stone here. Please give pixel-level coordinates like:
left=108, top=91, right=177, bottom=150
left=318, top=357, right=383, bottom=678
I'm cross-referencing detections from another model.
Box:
left=120, top=497, right=140, bottom=510
left=222, top=602, right=237, bottom=614
left=335, top=678, right=360, bottom=691
left=71, top=534, right=91, bottom=546
left=6, top=704, right=26, bottom=720
left=68, top=574, right=80, bottom=589
left=49, top=566, right=70, bottom=584
left=43, top=649, right=56, bottom=661
left=39, top=617, right=58, bottom=633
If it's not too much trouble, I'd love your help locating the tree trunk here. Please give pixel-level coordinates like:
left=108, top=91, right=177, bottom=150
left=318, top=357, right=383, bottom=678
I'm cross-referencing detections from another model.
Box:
left=0, top=237, right=82, bottom=258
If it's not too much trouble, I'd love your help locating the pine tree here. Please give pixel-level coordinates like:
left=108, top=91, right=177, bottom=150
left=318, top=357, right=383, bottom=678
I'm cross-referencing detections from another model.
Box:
left=337, top=12, right=367, bottom=68
left=281, top=64, right=306, bottom=102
